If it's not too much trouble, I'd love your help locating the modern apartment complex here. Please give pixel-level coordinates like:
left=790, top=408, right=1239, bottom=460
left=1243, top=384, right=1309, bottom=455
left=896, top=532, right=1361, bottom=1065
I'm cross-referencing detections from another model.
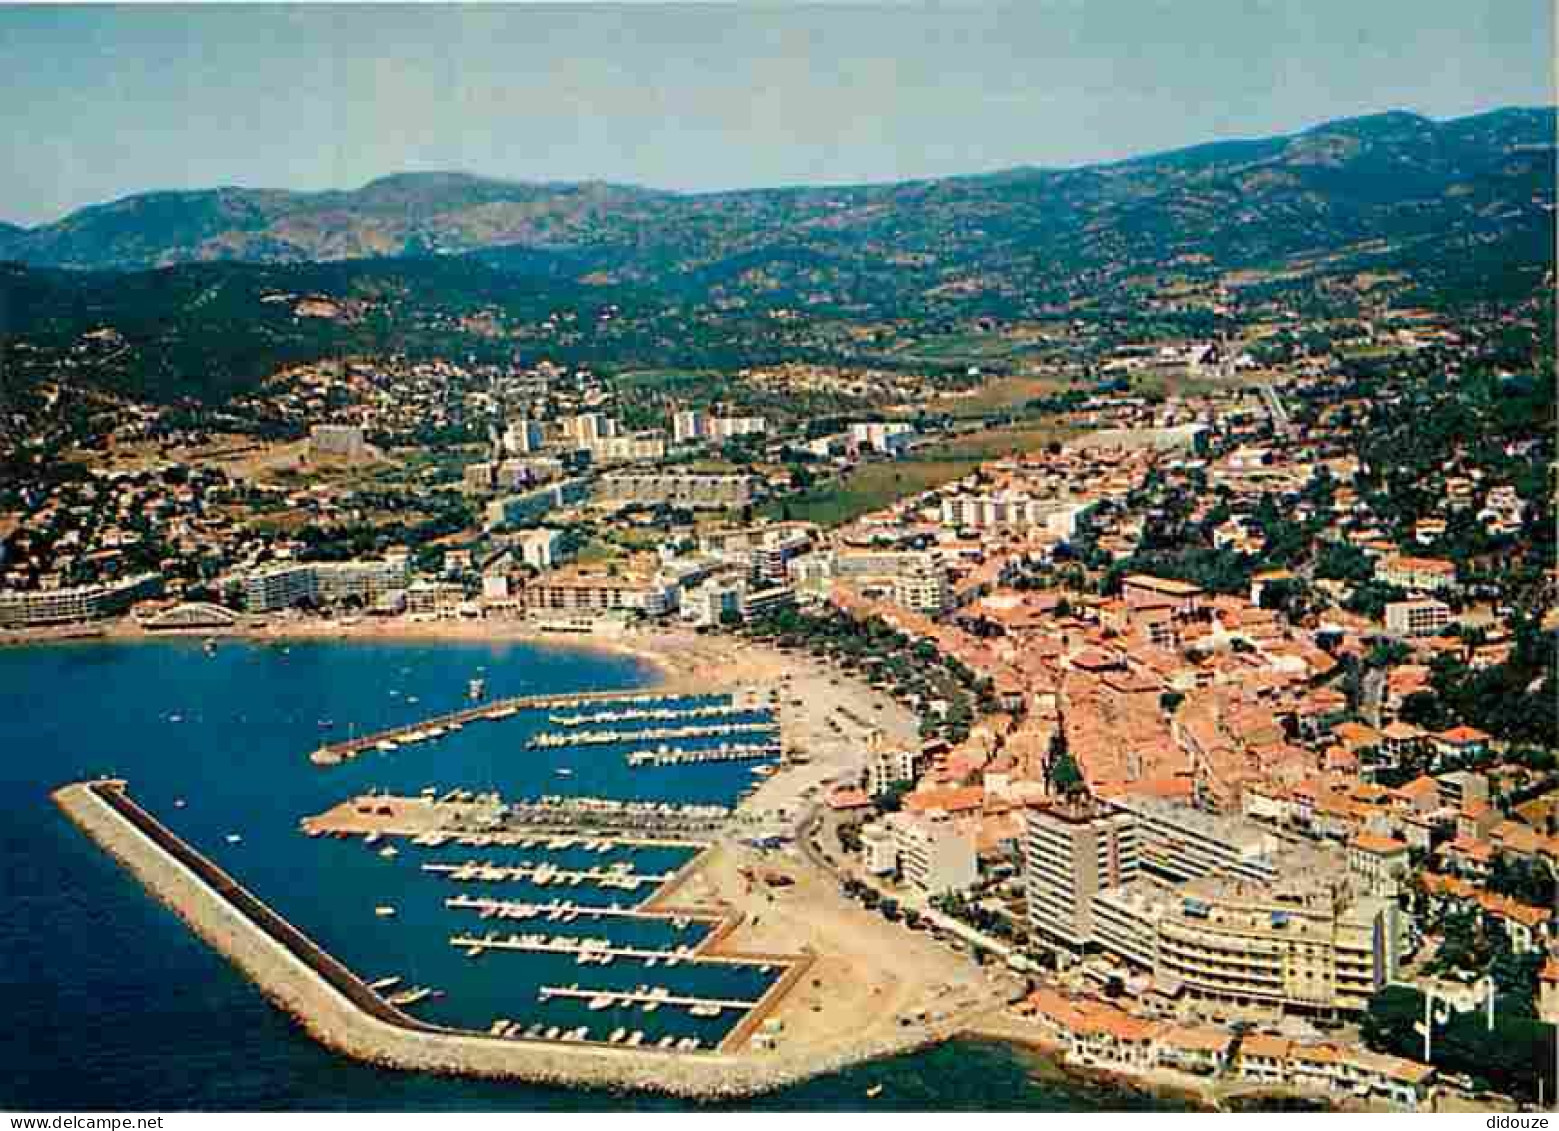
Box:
left=1089, top=867, right=1398, bottom=1018
left=1109, top=794, right=1279, bottom=885
left=227, top=555, right=409, bottom=613
left=597, top=471, right=756, bottom=510
left=0, top=572, right=163, bottom=628
left=861, top=811, right=978, bottom=895
left=522, top=565, right=674, bottom=619
left=939, top=494, right=1095, bottom=540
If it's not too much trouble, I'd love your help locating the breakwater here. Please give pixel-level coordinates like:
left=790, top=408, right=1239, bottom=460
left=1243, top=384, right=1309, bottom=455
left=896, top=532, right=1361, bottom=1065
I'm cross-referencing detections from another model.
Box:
left=55, top=779, right=965, bottom=1098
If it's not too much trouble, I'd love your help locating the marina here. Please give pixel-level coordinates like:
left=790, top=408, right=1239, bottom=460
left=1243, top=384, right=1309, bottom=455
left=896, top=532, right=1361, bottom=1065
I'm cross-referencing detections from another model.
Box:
left=26, top=637, right=997, bottom=1105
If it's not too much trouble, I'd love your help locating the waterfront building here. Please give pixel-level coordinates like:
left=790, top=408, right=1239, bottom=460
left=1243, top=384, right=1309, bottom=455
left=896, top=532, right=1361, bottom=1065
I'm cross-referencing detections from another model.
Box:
left=739, top=584, right=795, bottom=621
left=515, top=528, right=563, bottom=571
left=0, top=572, right=163, bottom=628
left=227, top=556, right=407, bottom=613
left=1088, top=854, right=1399, bottom=1019
left=859, top=821, right=899, bottom=876
left=892, top=811, right=978, bottom=895
left=405, top=580, right=468, bottom=618
left=1374, top=555, right=1457, bottom=593
left=1024, top=799, right=1139, bottom=952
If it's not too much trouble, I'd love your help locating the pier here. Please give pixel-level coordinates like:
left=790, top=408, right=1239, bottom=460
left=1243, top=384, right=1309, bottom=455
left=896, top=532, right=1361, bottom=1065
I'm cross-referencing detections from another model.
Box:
left=422, top=859, right=678, bottom=891
left=625, top=743, right=779, bottom=768
left=527, top=720, right=778, bottom=750
left=55, top=778, right=977, bottom=1097
left=450, top=930, right=773, bottom=971
left=445, top=894, right=709, bottom=929
left=301, top=793, right=723, bottom=844
left=309, top=688, right=746, bottom=765
left=548, top=702, right=759, bottom=727
left=537, top=984, right=761, bottom=1013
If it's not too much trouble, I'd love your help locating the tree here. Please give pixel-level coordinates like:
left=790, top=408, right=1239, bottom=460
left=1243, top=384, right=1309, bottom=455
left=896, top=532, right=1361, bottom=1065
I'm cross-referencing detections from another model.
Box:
left=1047, top=729, right=1086, bottom=797
left=873, top=780, right=914, bottom=813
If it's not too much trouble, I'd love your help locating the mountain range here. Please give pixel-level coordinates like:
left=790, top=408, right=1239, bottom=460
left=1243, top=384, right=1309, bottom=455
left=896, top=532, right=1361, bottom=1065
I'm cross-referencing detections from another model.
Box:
left=0, top=106, right=1552, bottom=416
left=1, top=107, right=1552, bottom=307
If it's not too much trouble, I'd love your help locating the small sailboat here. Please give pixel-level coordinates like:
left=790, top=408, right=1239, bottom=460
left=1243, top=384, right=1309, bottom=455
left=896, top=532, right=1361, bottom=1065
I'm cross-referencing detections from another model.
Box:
left=375, top=905, right=397, bottom=918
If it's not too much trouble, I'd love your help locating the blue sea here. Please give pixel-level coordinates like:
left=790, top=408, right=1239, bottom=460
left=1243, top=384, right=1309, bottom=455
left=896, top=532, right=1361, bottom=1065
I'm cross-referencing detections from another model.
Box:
left=0, top=638, right=1182, bottom=1111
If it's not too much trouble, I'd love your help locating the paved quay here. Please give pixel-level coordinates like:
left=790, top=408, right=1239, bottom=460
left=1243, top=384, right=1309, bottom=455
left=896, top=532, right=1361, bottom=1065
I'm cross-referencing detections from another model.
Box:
left=54, top=779, right=954, bottom=1100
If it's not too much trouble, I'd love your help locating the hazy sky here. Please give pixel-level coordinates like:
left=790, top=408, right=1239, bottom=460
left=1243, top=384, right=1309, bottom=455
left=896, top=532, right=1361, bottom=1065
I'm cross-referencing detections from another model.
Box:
left=0, top=1, right=1550, bottom=226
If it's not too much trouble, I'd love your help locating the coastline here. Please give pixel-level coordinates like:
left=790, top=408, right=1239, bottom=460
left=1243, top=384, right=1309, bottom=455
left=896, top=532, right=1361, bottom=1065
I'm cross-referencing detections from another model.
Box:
left=0, top=614, right=678, bottom=685
left=25, top=619, right=1295, bottom=1113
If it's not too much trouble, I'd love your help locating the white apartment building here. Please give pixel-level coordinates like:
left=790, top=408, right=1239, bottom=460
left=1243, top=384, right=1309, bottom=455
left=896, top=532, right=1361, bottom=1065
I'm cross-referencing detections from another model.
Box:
left=892, top=812, right=978, bottom=895
left=0, top=572, right=163, bottom=628
left=503, top=420, right=545, bottom=455
left=939, top=494, right=1095, bottom=541
left=229, top=556, right=408, bottom=613
left=865, top=747, right=920, bottom=796
left=850, top=421, right=915, bottom=456
left=1384, top=599, right=1451, bottom=638
left=515, top=528, right=563, bottom=570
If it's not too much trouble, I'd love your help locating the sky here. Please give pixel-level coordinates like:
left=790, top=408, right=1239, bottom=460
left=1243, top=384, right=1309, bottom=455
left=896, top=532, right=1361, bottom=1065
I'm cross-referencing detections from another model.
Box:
left=0, top=1, right=1551, bottom=226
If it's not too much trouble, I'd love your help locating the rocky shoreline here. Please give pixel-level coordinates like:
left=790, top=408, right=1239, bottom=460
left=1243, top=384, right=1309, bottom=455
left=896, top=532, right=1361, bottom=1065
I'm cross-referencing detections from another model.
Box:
left=53, top=780, right=948, bottom=1102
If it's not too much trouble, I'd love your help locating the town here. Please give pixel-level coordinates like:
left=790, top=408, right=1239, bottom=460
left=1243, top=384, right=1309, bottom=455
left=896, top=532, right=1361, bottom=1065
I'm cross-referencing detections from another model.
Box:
left=4, top=276, right=1554, bottom=1113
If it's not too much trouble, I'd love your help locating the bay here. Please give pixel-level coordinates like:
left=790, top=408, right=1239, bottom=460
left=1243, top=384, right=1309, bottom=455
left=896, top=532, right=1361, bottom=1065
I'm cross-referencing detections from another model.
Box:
left=0, top=638, right=1181, bottom=1112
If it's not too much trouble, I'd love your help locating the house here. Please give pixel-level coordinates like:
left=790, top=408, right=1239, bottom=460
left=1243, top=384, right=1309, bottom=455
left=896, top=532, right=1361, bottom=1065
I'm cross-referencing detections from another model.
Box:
left=1154, top=1026, right=1233, bottom=1075
left=1235, top=1034, right=1292, bottom=1086
left=1430, top=726, right=1492, bottom=763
